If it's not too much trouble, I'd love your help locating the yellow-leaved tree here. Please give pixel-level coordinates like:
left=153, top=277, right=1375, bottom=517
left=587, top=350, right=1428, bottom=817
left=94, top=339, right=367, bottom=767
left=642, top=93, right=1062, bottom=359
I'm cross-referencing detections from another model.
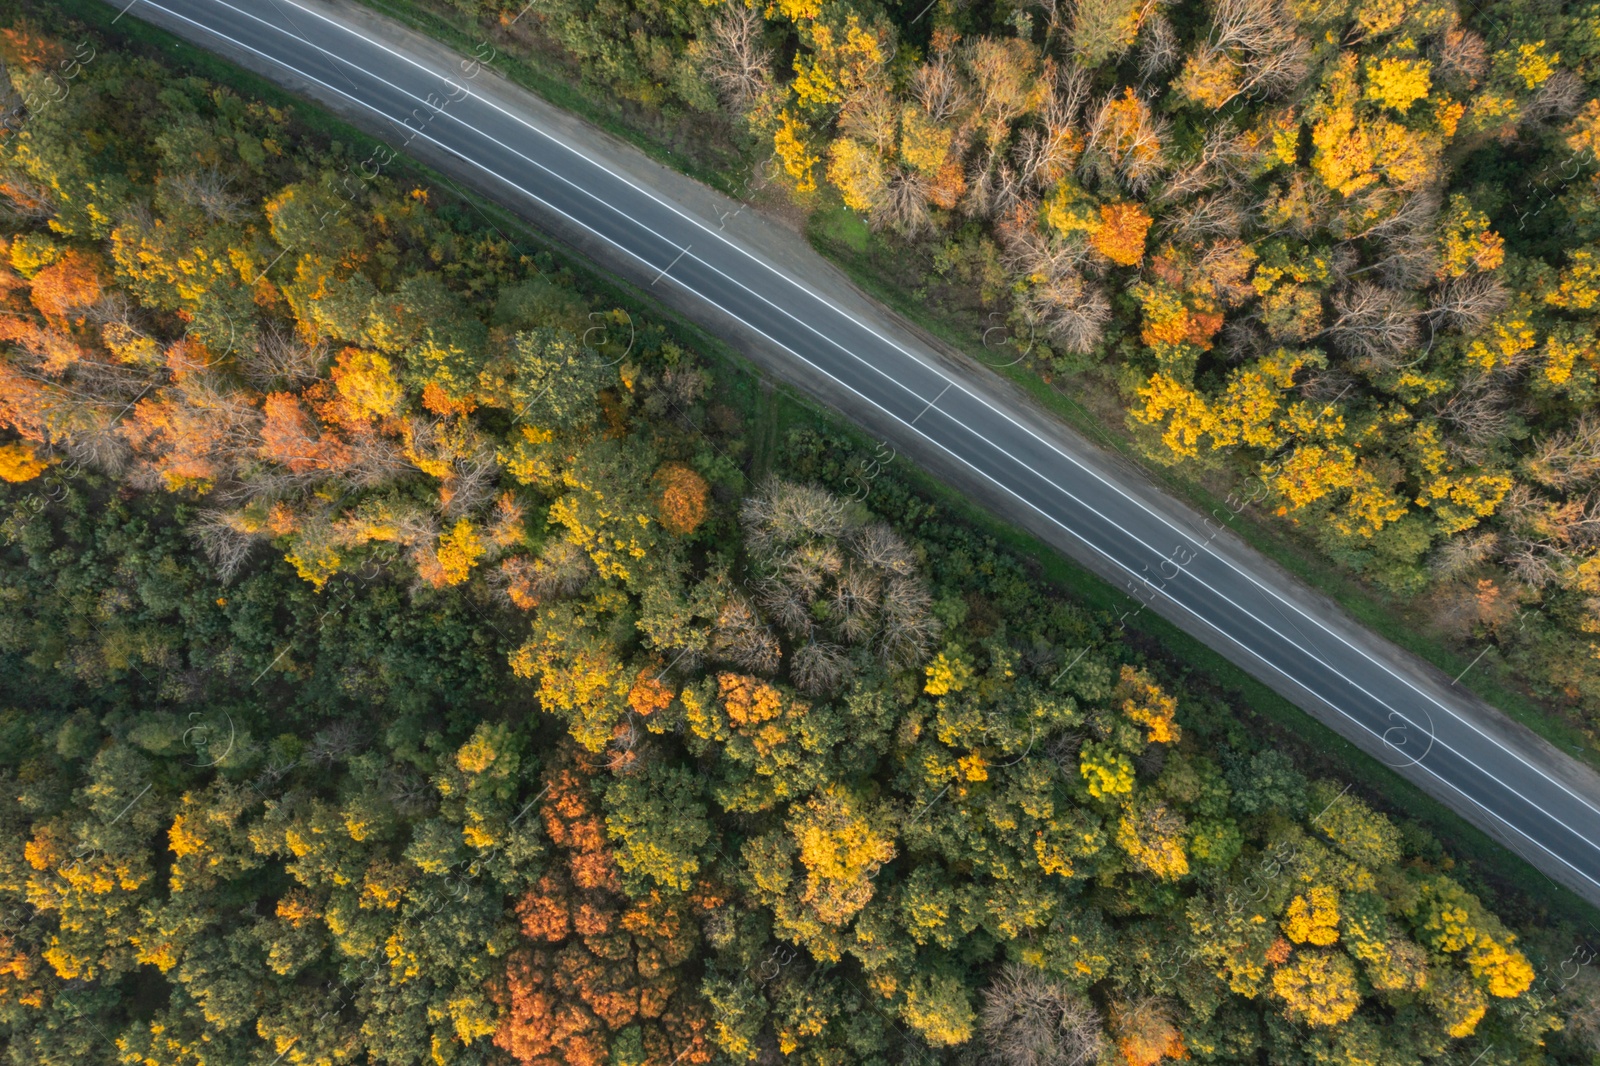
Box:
left=789, top=785, right=896, bottom=925
left=1282, top=887, right=1340, bottom=946
left=1114, top=800, right=1189, bottom=881
left=1272, top=950, right=1360, bottom=1027
left=0, top=440, right=50, bottom=481
left=1115, top=664, right=1181, bottom=744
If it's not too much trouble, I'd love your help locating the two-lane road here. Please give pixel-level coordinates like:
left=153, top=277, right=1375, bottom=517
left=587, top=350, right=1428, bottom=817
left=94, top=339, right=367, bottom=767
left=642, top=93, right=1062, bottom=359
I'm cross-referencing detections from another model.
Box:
left=113, top=0, right=1600, bottom=905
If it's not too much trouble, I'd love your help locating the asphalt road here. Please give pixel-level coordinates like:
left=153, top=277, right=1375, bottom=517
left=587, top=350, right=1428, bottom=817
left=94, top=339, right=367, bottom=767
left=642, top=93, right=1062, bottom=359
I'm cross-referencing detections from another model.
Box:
left=113, top=0, right=1600, bottom=906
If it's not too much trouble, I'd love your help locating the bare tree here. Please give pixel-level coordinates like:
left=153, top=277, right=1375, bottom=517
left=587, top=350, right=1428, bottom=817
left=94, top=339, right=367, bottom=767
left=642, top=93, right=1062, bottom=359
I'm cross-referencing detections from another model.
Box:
left=1432, top=374, right=1512, bottom=451
left=1296, top=366, right=1356, bottom=406
left=384, top=765, right=437, bottom=816
left=1551, top=494, right=1600, bottom=551
left=1326, top=282, right=1420, bottom=367
left=307, top=721, right=365, bottom=766
left=1219, top=316, right=1269, bottom=363
left=1524, top=415, right=1600, bottom=491
left=1253, top=173, right=1333, bottom=240
left=980, top=963, right=1106, bottom=1066
left=164, top=165, right=246, bottom=223
left=1435, top=27, right=1487, bottom=89
left=0, top=172, right=56, bottom=222
left=1525, top=68, right=1585, bottom=125
left=1563, top=966, right=1600, bottom=1055
left=965, top=139, right=1037, bottom=221
left=877, top=167, right=933, bottom=236
left=964, top=147, right=1002, bottom=220
left=701, top=2, right=772, bottom=115
left=1324, top=244, right=1362, bottom=287
left=1014, top=129, right=1064, bottom=198
left=742, top=479, right=849, bottom=556
left=1430, top=531, right=1500, bottom=580
left=842, top=84, right=899, bottom=155
left=86, top=290, right=153, bottom=343
left=1164, top=193, right=1245, bottom=244
left=398, top=416, right=498, bottom=509
left=398, top=507, right=444, bottom=574
left=642, top=363, right=709, bottom=425
left=1137, top=14, right=1181, bottom=82
left=1237, top=35, right=1310, bottom=99
left=1496, top=482, right=1550, bottom=535
left=851, top=522, right=916, bottom=576
left=340, top=424, right=414, bottom=492
left=1052, top=63, right=1092, bottom=128
left=439, top=439, right=500, bottom=517
left=830, top=564, right=882, bottom=643
left=607, top=714, right=646, bottom=776
left=1332, top=182, right=1439, bottom=246
left=738, top=481, right=938, bottom=678
left=1372, top=213, right=1444, bottom=290
left=1015, top=66, right=1088, bottom=194
left=1020, top=270, right=1111, bottom=354
left=1181, top=0, right=1309, bottom=110
left=1504, top=541, right=1555, bottom=589
left=1504, top=538, right=1562, bottom=589
left=999, top=214, right=1092, bottom=283
left=879, top=575, right=940, bottom=670
left=191, top=508, right=266, bottom=582
left=711, top=591, right=783, bottom=674
left=527, top=540, right=593, bottom=598
left=492, top=539, right=593, bottom=608
left=1500, top=486, right=1566, bottom=588
left=791, top=639, right=851, bottom=695
left=1082, top=88, right=1170, bottom=195
left=1429, top=272, right=1508, bottom=335
left=779, top=541, right=844, bottom=600
left=243, top=322, right=326, bottom=391
left=134, top=375, right=267, bottom=491
left=756, top=574, right=814, bottom=638
left=1209, top=0, right=1301, bottom=62
left=986, top=164, right=1029, bottom=225
left=910, top=55, right=969, bottom=124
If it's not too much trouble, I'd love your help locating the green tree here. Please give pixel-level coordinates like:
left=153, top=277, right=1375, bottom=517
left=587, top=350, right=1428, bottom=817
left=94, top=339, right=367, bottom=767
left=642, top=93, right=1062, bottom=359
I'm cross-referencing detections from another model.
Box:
left=603, top=763, right=712, bottom=892
left=508, top=327, right=612, bottom=430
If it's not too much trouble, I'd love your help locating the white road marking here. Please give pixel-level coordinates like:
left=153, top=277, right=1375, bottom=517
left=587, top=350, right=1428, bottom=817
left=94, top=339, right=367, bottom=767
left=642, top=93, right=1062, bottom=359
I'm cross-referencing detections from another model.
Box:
left=909, top=383, right=951, bottom=426
left=651, top=243, right=690, bottom=286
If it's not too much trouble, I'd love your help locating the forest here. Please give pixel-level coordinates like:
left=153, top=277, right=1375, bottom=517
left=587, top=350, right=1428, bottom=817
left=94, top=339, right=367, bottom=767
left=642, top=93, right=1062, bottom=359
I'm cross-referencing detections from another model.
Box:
left=1, top=5, right=1600, bottom=1066
left=412, top=0, right=1600, bottom=746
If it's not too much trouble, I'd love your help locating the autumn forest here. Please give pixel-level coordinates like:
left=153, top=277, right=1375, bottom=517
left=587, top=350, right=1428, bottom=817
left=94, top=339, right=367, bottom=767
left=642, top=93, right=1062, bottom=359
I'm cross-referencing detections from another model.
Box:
left=452, top=0, right=1600, bottom=738
left=1, top=0, right=1600, bottom=1065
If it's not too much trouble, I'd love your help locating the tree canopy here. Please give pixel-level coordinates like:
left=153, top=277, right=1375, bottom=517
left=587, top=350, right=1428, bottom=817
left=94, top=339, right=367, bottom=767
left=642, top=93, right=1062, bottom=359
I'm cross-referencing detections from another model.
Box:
left=0, top=9, right=1595, bottom=1066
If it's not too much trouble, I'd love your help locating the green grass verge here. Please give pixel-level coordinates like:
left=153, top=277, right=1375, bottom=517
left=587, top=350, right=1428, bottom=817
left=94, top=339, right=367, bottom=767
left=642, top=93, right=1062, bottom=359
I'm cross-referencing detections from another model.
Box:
left=76, top=0, right=1600, bottom=931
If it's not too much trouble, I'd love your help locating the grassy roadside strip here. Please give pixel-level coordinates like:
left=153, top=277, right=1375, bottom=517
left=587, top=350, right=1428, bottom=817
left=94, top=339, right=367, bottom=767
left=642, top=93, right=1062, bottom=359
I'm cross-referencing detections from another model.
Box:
left=342, top=0, right=1600, bottom=772
left=75, top=0, right=1600, bottom=930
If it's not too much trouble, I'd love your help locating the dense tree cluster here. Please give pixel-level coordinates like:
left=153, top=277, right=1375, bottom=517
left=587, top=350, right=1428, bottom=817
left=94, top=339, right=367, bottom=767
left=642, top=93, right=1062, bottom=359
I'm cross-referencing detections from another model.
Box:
left=440, top=0, right=1600, bottom=739
left=0, top=10, right=1597, bottom=1066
